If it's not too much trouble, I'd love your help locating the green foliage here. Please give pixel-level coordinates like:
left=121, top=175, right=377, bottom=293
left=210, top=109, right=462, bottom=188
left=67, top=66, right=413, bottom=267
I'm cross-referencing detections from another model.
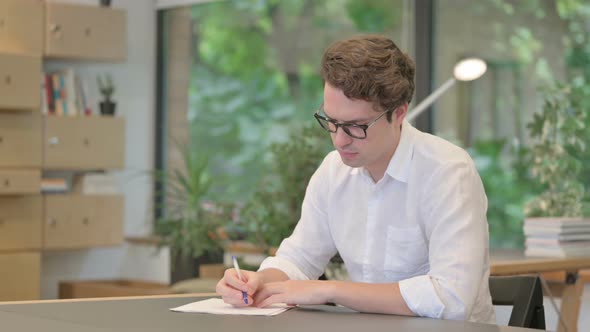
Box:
left=509, top=27, right=542, bottom=65
left=346, top=0, right=401, bottom=32
left=469, top=140, right=541, bottom=248
left=556, top=0, right=587, bottom=19
left=96, top=74, right=114, bottom=100
left=472, top=0, right=590, bottom=241
left=154, top=144, right=231, bottom=261
left=559, top=1, right=590, bottom=80
left=525, top=82, right=590, bottom=217
left=570, top=79, right=590, bottom=216
left=556, top=0, right=590, bottom=217
left=241, top=123, right=332, bottom=251
left=187, top=1, right=322, bottom=201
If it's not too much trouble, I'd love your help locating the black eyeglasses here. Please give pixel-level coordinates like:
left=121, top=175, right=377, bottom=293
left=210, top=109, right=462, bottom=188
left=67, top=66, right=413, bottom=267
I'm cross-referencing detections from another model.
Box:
left=313, top=103, right=394, bottom=139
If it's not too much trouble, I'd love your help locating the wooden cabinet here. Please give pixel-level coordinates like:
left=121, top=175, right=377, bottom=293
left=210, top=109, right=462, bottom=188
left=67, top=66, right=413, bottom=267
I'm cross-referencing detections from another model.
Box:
left=44, top=116, right=125, bottom=170
left=0, top=2, right=127, bottom=301
left=0, top=169, right=41, bottom=195
left=0, top=53, right=42, bottom=110
left=0, top=196, right=42, bottom=251
left=0, top=111, right=42, bottom=167
left=0, top=252, right=41, bottom=301
left=0, top=0, right=44, bottom=54
left=45, top=3, right=126, bottom=61
left=44, top=195, right=124, bottom=250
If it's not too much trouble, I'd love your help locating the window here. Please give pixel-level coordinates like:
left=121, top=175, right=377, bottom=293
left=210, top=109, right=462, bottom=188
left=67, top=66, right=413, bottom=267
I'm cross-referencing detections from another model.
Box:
left=433, top=0, right=584, bottom=248
left=157, top=0, right=415, bottom=202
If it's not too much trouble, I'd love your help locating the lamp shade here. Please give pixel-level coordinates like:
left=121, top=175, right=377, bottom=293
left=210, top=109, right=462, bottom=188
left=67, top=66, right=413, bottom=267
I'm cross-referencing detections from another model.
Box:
left=453, top=58, right=487, bottom=81
left=406, top=57, right=487, bottom=123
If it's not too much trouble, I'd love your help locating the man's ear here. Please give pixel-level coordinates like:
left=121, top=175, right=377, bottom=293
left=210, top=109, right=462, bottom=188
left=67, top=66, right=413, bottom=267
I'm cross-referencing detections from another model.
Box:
left=394, top=103, right=409, bottom=123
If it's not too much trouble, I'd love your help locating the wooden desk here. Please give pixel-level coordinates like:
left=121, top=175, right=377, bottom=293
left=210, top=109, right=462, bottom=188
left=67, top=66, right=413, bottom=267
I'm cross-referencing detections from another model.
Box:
left=0, top=293, right=538, bottom=332
left=491, top=249, right=590, bottom=332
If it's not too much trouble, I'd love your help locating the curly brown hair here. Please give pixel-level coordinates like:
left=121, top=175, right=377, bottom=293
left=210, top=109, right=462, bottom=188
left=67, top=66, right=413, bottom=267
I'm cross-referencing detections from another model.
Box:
left=320, top=34, right=415, bottom=122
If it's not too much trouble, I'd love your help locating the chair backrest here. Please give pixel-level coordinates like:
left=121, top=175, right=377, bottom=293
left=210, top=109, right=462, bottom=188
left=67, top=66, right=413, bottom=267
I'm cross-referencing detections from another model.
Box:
left=489, top=275, right=545, bottom=329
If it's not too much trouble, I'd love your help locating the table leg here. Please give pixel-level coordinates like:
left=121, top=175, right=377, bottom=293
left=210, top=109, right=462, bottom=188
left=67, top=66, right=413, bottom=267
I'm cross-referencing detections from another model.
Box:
left=557, top=272, right=584, bottom=332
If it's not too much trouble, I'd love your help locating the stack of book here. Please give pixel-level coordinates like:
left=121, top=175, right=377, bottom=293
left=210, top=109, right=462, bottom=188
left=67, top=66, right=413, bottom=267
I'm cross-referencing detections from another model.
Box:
left=40, top=68, right=91, bottom=116
left=524, top=218, right=590, bottom=257
left=41, top=178, right=68, bottom=194
left=73, top=173, right=119, bottom=195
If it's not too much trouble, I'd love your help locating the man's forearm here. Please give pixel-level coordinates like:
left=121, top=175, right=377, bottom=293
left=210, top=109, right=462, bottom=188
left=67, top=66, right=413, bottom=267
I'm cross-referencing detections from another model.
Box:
left=258, top=268, right=290, bottom=284
left=326, top=281, right=416, bottom=316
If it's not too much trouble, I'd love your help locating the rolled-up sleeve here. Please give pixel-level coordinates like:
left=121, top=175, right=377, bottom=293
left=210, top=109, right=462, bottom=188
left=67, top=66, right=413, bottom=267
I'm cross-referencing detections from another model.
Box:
left=399, top=161, right=489, bottom=320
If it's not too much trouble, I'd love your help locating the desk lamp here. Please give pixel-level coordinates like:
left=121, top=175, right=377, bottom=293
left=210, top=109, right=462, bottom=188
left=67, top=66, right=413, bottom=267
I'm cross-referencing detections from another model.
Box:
left=406, top=58, right=487, bottom=122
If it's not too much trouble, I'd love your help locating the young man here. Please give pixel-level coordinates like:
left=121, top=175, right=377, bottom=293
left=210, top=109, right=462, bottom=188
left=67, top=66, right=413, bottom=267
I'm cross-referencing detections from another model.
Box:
left=216, top=35, right=495, bottom=323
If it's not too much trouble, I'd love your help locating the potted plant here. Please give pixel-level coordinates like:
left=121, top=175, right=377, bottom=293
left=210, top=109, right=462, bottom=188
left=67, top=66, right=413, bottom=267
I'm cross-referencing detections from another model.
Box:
left=242, top=123, right=332, bottom=254
left=154, top=143, right=231, bottom=283
left=97, top=73, right=116, bottom=116
left=523, top=81, right=590, bottom=257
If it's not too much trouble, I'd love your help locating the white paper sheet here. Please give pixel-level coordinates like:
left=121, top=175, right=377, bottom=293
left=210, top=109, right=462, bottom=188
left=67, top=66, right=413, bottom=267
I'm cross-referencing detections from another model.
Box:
left=170, top=298, right=292, bottom=316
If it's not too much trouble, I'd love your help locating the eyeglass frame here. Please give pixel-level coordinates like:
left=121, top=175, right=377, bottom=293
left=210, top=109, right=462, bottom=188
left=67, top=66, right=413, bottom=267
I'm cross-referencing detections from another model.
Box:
left=313, top=103, right=396, bottom=139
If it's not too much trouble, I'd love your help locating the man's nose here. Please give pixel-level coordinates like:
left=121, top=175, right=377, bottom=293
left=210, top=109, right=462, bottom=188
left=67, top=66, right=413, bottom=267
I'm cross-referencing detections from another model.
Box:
left=332, top=126, right=353, bottom=148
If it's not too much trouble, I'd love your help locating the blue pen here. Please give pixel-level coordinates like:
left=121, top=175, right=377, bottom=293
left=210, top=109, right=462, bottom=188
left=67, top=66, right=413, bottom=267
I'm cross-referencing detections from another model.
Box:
left=232, top=255, right=249, bottom=304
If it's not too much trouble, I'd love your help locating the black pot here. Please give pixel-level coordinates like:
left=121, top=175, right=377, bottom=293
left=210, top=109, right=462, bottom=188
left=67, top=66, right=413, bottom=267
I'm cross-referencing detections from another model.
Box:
left=170, top=250, right=224, bottom=284
left=99, top=100, right=116, bottom=116
left=100, top=0, right=112, bottom=7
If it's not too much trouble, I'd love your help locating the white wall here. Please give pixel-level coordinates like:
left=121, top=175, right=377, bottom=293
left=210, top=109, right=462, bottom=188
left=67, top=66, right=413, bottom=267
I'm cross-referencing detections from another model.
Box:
left=41, top=0, right=169, bottom=299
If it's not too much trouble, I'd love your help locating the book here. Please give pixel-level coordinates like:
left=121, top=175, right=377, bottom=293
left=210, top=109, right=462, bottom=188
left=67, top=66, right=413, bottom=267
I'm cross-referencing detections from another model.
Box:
left=523, top=217, right=590, bottom=237
left=63, top=68, right=78, bottom=116
left=525, top=245, right=590, bottom=258
left=45, top=73, right=55, bottom=114
left=75, top=74, right=89, bottom=115
left=524, top=232, right=590, bottom=241
left=526, top=237, right=590, bottom=246
left=524, top=226, right=590, bottom=236
left=52, top=73, right=64, bottom=116
left=524, top=218, right=590, bottom=227
left=58, top=73, right=67, bottom=115
left=40, top=74, right=48, bottom=114
left=41, top=178, right=68, bottom=193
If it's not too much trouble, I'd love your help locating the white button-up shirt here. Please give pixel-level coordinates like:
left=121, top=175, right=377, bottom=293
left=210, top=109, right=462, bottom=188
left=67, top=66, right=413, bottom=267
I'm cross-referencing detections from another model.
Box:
left=259, top=120, right=496, bottom=323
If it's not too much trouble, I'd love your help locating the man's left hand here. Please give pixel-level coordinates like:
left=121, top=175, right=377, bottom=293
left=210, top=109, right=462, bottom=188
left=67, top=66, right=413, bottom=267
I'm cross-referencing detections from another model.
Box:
left=254, top=280, right=332, bottom=308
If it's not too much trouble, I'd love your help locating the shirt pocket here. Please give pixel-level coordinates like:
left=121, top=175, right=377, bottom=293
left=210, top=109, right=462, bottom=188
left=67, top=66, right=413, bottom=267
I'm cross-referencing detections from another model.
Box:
left=384, top=225, right=428, bottom=274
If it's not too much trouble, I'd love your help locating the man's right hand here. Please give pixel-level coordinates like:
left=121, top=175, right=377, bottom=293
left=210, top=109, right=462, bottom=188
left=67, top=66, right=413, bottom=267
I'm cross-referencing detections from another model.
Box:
left=216, top=268, right=261, bottom=307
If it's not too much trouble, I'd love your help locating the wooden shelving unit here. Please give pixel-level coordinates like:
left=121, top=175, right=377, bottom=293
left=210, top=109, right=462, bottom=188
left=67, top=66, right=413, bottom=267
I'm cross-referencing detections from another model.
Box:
left=0, top=0, right=127, bottom=301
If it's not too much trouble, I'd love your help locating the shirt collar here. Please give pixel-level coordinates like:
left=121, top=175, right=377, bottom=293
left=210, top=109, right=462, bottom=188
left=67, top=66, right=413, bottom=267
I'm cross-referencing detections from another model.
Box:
left=385, top=120, right=415, bottom=183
